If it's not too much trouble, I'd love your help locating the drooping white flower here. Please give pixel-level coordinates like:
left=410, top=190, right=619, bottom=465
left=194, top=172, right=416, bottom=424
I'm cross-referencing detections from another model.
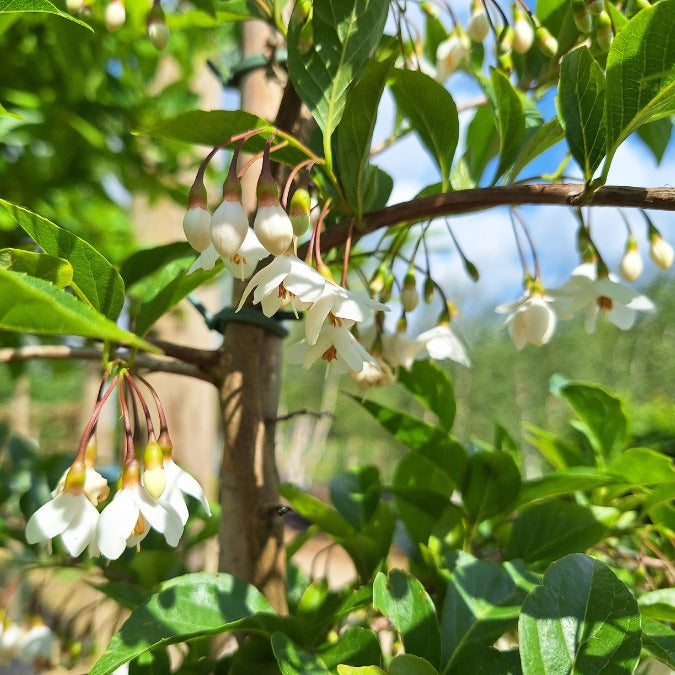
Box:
left=468, top=6, right=490, bottom=42
left=158, top=459, right=211, bottom=526
left=211, top=199, right=249, bottom=259
left=0, top=623, right=23, bottom=664
left=188, top=244, right=220, bottom=274
left=349, top=356, right=396, bottom=389
left=105, top=0, right=126, bottom=31
left=435, top=33, right=470, bottom=82
left=650, top=235, right=674, bottom=270
left=287, top=321, right=376, bottom=374
left=496, top=292, right=557, bottom=349
left=381, top=324, right=471, bottom=369
left=552, top=263, right=655, bottom=333
left=96, top=460, right=183, bottom=560
left=183, top=206, right=212, bottom=253
left=513, top=16, right=534, bottom=53
left=254, top=204, right=294, bottom=256
left=18, top=623, right=54, bottom=664
left=619, top=246, right=643, bottom=282
left=51, top=465, right=109, bottom=506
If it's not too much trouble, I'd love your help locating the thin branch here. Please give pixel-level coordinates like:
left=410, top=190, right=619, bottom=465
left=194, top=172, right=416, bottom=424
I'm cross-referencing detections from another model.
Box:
left=300, top=184, right=675, bottom=257
left=268, top=409, right=335, bottom=423
left=0, top=345, right=213, bottom=382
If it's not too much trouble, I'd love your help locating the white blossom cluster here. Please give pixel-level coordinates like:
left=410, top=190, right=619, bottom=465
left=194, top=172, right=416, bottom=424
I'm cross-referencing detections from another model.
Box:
left=0, top=619, right=55, bottom=667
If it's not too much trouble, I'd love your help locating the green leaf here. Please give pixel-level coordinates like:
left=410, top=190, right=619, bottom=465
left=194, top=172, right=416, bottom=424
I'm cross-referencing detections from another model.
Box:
left=524, top=424, right=592, bottom=470
left=637, top=117, right=673, bottom=164
left=519, top=554, right=641, bottom=675
left=330, top=466, right=381, bottom=531
left=390, top=69, right=459, bottom=189
left=91, top=573, right=277, bottom=675
left=488, top=69, right=525, bottom=183
left=318, top=627, right=382, bottom=670
left=0, top=0, right=92, bottom=30
left=287, top=0, right=389, bottom=153
left=552, top=378, right=627, bottom=465
left=0, top=200, right=125, bottom=320
left=461, top=451, right=520, bottom=524
left=465, top=105, right=498, bottom=184
left=0, top=269, right=152, bottom=350
left=334, top=56, right=395, bottom=216
left=373, top=570, right=441, bottom=668
left=389, top=654, right=438, bottom=675
left=517, top=468, right=617, bottom=506
left=271, top=632, right=330, bottom=675
left=445, top=647, right=521, bottom=674
left=642, top=619, right=675, bottom=670
left=134, top=266, right=222, bottom=336
left=91, top=581, right=150, bottom=611
left=0, top=248, right=72, bottom=287
left=604, top=0, right=675, bottom=171
left=120, top=242, right=195, bottom=288
left=360, top=165, right=393, bottom=212
left=280, top=484, right=355, bottom=539
left=508, top=501, right=615, bottom=564
left=440, top=557, right=523, bottom=670
left=558, top=47, right=606, bottom=180
left=507, top=118, right=565, bottom=183
left=608, top=447, right=675, bottom=485
left=397, top=360, right=455, bottom=432
left=0, top=100, right=21, bottom=119
left=337, top=666, right=385, bottom=675
left=638, top=589, right=675, bottom=622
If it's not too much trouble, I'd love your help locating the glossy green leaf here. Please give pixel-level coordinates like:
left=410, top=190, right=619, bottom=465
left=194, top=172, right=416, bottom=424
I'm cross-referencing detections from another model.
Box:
left=507, top=118, right=565, bottom=183
left=279, top=484, right=355, bottom=539
left=271, top=632, right=330, bottom=675
left=0, top=100, right=21, bottom=119
left=134, top=265, right=222, bottom=336
left=334, top=56, right=394, bottom=216
left=91, top=573, right=277, bottom=675
left=489, top=69, right=525, bottom=183
left=604, top=0, right=675, bottom=170
left=120, top=242, right=195, bottom=288
left=287, top=0, right=389, bottom=148
left=642, top=619, right=675, bottom=670
left=373, top=570, right=441, bottom=668
left=461, top=451, right=520, bottom=524
left=465, top=105, right=498, bottom=184
left=638, top=589, right=675, bottom=622
left=519, top=554, right=641, bottom=675
left=637, top=117, right=673, bottom=164
left=0, top=269, right=152, bottom=350
left=318, top=627, right=382, bottom=670
left=552, top=377, right=627, bottom=464
left=608, top=447, right=675, bottom=485
left=0, top=248, right=72, bottom=287
left=389, top=654, right=438, bottom=675
left=508, top=500, right=615, bottom=563
left=558, top=47, right=606, bottom=180
left=517, top=468, right=617, bottom=506
left=360, top=165, right=393, bottom=212
left=524, top=423, right=592, bottom=470
left=441, top=557, right=523, bottom=670
left=390, top=69, right=459, bottom=189
left=397, top=360, right=455, bottom=432
left=337, top=666, right=385, bottom=675
left=0, top=200, right=125, bottom=319
left=0, top=0, right=92, bottom=30
left=446, top=647, right=521, bottom=674
left=330, top=465, right=381, bottom=531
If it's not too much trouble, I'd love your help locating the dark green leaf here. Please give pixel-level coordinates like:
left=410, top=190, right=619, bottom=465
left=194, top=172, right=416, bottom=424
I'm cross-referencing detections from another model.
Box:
left=334, top=56, right=395, bottom=216
left=389, top=654, right=438, bottom=675
left=330, top=465, right=380, bottom=531
left=91, top=573, right=277, bottom=675
left=446, top=647, right=521, bottom=674
left=0, top=0, right=92, bottom=30
left=608, top=447, right=675, bottom=485
left=508, top=500, right=616, bottom=563
left=638, top=589, right=675, bottom=622
left=637, top=117, right=673, bottom=164
left=0, top=269, right=152, bottom=350
left=507, top=118, right=565, bottom=183
left=524, top=424, right=592, bottom=469
left=390, top=69, right=459, bottom=189
left=517, top=468, right=617, bottom=506
left=1, top=200, right=125, bottom=319
left=128, top=648, right=171, bottom=675
left=519, top=554, right=641, bottom=674
left=461, top=451, right=520, bottom=524
left=488, top=69, right=525, bottom=183
left=287, top=0, right=389, bottom=146
left=642, top=619, right=675, bottom=670
left=397, top=360, right=456, bottom=432
left=373, top=570, right=441, bottom=668
left=271, top=632, right=330, bottom=675
left=279, top=484, right=355, bottom=539
left=360, top=165, right=394, bottom=212
left=120, top=242, right=195, bottom=288
left=318, top=627, right=382, bottom=670
left=91, top=581, right=150, bottom=611
left=0, top=248, right=72, bottom=287
left=465, top=105, right=498, bottom=184
left=558, top=47, right=606, bottom=180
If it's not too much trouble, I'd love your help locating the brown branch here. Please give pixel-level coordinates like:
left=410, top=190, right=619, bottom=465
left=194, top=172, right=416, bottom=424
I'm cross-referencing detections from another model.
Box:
left=0, top=345, right=214, bottom=383
left=301, top=184, right=675, bottom=257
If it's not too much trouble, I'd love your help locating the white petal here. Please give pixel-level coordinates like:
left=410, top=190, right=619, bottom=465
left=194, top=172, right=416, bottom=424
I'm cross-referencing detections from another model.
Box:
left=173, top=466, right=211, bottom=516
left=510, top=312, right=528, bottom=350
left=305, top=293, right=334, bottom=345
left=236, top=263, right=276, bottom=311
left=625, top=294, right=655, bottom=312
left=282, top=257, right=329, bottom=300
left=97, top=489, right=138, bottom=560
left=188, top=245, right=220, bottom=274
left=161, top=487, right=190, bottom=525
left=333, top=328, right=367, bottom=372
left=584, top=304, right=599, bottom=333
left=260, top=290, right=284, bottom=317
left=524, top=297, right=556, bottom=346
left=60, top=498, right=99, bottom=557
left=135, top=487, right=184, bottom=547
left=26, top=492, right=79, bottom=543
left=607, top=303, right=636, bottom=330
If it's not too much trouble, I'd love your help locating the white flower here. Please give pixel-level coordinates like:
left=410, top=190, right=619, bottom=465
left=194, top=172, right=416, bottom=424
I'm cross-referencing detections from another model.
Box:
left=287, top=321, right=376, bottom=374
left=188, top=230, right=268, bottom=281
left=513, top=17, right=534, bottom=53
left=619, top=247, right=643, bottom=282
left=468, top=8, right=490, bottom=42
left=650, top=235, right=674, bottom=270
left=183, top=206, right=212, bottom=252
left=96, top=464, right=183, bottom=560
left=553, top=263, right=655, bottom=333
left=435, top=34, right=470, bottom=82
left=158, top=459, right=211, bottom=526
left=105, top=0, right=125, bottom=31
left=349, top=356, right=396, bottom=389
left=188, top=244, right=220, bottom=274
left=0, top=624, right=23, bottom=664
left=148, top=20, right=169, bottom=51
left=52, top=465, right=109, bottom=505
left=496, top=292, right=557, bottom=349
left=381, top=324, right=471, bottom=369
left=19, top=624, right=54, bottom=664
left=211, top=199, right=249, bottom=258
left=26, top=491, right=99, bottom=557
left=254, top=204, right=294, bottom=256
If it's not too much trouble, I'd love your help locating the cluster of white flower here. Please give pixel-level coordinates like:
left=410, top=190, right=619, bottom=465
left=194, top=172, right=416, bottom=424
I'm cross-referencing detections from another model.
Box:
left=0, top=619, right=55, bottom=667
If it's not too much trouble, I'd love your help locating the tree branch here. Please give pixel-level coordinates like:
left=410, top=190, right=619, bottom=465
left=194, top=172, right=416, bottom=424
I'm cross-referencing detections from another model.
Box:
left=0, top=345, right=214, bottom=382
left=303, top=184, right=675, bottom=256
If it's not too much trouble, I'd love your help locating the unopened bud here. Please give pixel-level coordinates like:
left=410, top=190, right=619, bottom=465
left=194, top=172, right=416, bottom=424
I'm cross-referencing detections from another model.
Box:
left=400, top=270, right=419, bottom=312
left=122, top=458, right=141, bottom=488
left=369, top=263, right=388, bottom=295
left=595, top=11, right=613, bottom=51
left=255, top=151, right=293, bottom=256
left=513, top=11, right=534, bottom=54
left=64, top=461, right=86, bottom=494
left=143, top=441, right=166, bottom=498
left=468, top=3, right=490, bottom=43
left=66, top=0, right=83, bottom=12
left=158, top=428, right=173, bottom=457
left=105, top=0, right=125, bottom=31
left=439, top=300, right=458, bottom=326
left=572, top=0, right=592, bottom=32
left=211, top=197, right=248, bottom=258
left=289, top=188, right=311, bottom=237
left=535, top=26, right=558, bottom=58
left=464, top=259, right=480, bottom=282
left=147, top=0, right=169, bottom=51
left=619, top=238, right=642, bottom=282
left=586, top=0, right=604, bottom=15
left=380, top=271, right=394, bottom=303
left=396, top=313, right=408, bottom=333
left=183, top=194, right=212, bottom=253
left=424, top=276, right=435, bottom=304
left=650, top=234, right=674, bottom=270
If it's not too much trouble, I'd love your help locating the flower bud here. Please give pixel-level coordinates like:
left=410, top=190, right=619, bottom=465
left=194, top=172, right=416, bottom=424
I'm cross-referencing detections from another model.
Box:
left=424, top=276, right=435, bottom=304
left=380, top=270, right=394, bottom=302
left=369, top=263, right=388, bottom=295
left=468, top=2, right=490, bottom=42
left=396, top=313, right=408, bottom=333
left=572, top=0, right=592, bottom=32
left=289, top=187, right=311, bottom=237
left=619, top=238, right=642, bottom=282
left=183, top=178, right=211, bottom=252
left=66, top=0, right=83, bottom=12
left=498, top=25, right=514, bottom=54
left=105, top=0, right=125, bottom=31
left=586, top=0, right=604, bottom=15
left=158, top=428, right=173, bottom=458
left=650, top=235, right=674, bottom=270
left=400, top=270, right=419, bottom=312
left=595, top=11, right=613, bottom=52
left=147, top=0, right=169, bottom=51
left=438, top=300, right=458, bottom=326
left=513, top=9, right=534, bottom=54
left=535, top=25, right=558, bottom=58
left=211, top=171, right=248, bottom=258
left=121, top=458, right=142, bottom=488
left=255, top=153, right=293, bottom=256
left=143, top=440, right=166, bottom=499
